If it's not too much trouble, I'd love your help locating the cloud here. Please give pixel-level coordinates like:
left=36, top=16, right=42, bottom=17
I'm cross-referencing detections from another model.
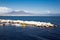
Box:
left=0, top=7, right=51, bottom=14
left=14, top=10, right=20, bottom=12
left=0, top=7, right=13, bottom=13
left=0, top=7, right=30, bottom=13
left=0, top=7, right=59, bottom=16
left=39, top=10, right=51, bottom=14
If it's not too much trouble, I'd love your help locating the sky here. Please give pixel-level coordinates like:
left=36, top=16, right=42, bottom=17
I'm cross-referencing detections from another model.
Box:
left=0, top=0, right=60, bottom=16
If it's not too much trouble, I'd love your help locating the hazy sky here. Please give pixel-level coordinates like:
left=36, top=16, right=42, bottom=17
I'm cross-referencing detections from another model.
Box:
left=0, top=0, right=60, bottom=15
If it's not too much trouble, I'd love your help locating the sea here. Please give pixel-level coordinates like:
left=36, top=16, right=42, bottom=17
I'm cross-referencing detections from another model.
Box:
left=0, top=16, right=60, bottom=40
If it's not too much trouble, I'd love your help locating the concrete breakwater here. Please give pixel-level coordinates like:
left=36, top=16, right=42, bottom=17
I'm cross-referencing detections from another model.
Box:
left=0, top=19, right=57, bottom=28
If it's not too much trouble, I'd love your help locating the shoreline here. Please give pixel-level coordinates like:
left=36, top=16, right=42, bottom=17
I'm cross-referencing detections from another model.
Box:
left=0, top=19, right=57, bottom=28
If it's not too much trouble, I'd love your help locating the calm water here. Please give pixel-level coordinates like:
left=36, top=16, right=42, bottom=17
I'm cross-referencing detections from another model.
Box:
left=0, top=16, right=60, bottom=40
